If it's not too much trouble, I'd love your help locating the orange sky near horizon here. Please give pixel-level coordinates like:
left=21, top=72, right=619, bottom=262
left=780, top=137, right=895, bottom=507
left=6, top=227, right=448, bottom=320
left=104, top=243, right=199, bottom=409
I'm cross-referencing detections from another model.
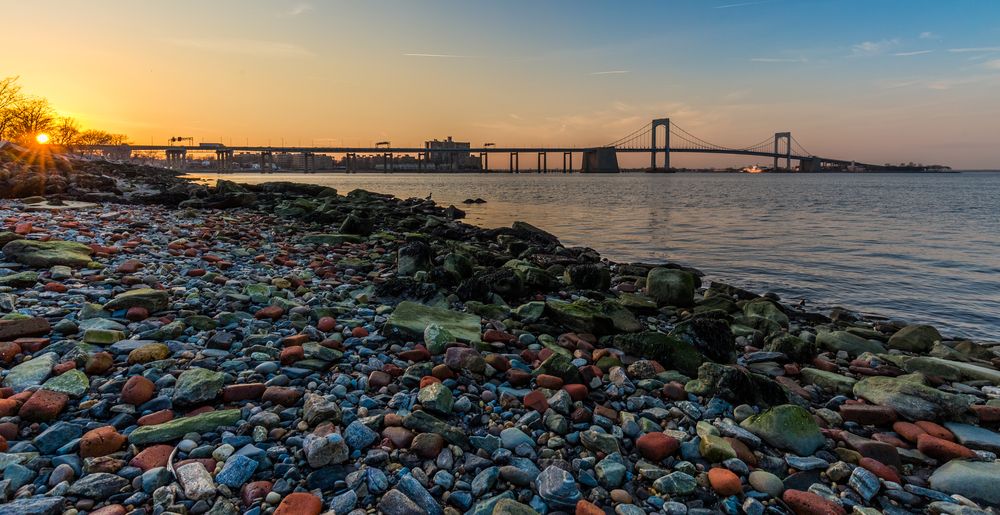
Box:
left=3, top=1, right=1000, bottom=169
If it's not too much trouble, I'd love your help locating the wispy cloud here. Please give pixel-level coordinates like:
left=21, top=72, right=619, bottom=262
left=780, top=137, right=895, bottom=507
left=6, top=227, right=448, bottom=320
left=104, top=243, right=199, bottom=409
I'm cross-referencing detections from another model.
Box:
left=166, top=38, right=313, bottom=58
left=984, top=59, right=1000, bottom=70
left=750, top=57, right=806, bottom=63
left=852, top=39, right=900, bottom=56
left=878, top=74, right=999, bottom=90
left=919, top=31, right=940, bottom=40
left=590, top=70, right=630, bottom=75
left=402, top=53, right=471, bottom=58
left=714, top=0, right=775, bottom=9
left=948, top=47, right=1000, bottom=53
left=894, top=50, right=933, bottom=56
left=286, top=3, right=312, bottom=16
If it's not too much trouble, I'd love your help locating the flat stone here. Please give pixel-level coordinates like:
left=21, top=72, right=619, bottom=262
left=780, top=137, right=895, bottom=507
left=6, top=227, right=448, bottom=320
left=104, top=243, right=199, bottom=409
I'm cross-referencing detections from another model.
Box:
left=853, top=375, right=971, bottom=421
left=740, top=404, right=825, bottom=456
left=0, top=496, right=65, bottom=515
left=3, top=352, right=58, bottom=391
left=1, top=239, right=93, bottom=268
left=67, top=472, right=129, bottom=500
left=129, top=409, right=242, bottom=444
left=928, top=460, right=1000, bottom=506
left=943, top=422, right=1000, bottom=453
left=385, top=301, right=482, bottom=343
left=103, top=288, right=170, bottom=313
left=535, top=465, right=582, bottom=508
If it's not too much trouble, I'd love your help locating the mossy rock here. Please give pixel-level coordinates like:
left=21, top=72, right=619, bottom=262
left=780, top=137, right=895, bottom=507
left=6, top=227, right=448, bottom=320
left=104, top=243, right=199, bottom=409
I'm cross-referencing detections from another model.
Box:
left=646, top=268, right=696, bottom=307
left=129, top=409, right=242, bottom=445
left=816, top=330, right=885, bottom=356
left=888, top=324, right=941, bottom=353
left=2, top=239, right=94, bottom=268
left=103, top=288, right=170, bottom=313
left=545, top=298, right=641, bottom=336
left=612, top=332, right=702, bottom=376
left=740, top=404, right=825, bottom=455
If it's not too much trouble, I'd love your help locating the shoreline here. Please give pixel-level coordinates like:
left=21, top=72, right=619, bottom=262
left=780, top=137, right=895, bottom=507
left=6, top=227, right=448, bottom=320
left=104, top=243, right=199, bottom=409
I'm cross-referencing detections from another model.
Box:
left=1, top=148, right=1000, bottom=513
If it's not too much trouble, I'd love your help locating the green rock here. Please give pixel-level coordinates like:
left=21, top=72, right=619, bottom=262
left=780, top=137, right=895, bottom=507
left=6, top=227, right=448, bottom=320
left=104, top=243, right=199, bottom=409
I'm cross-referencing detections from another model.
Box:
left=740, top=404, right=825, bottom=456
left=302, top=342, right=342, bottom=363
left=699, top=433, right=737, bottom=462
left=302, top=233, right=364, bottom=245
left=0, top=232, right=23, bottom=247
left=443, top=253, right=474, bottom=279
left=83, top=329, right=125, bottom=345
left=513, top=301, right=545, bottom=322
left=764, top=334, right=816, bottom=362
left=534, top=353, right=582, bottom=384
left=173, top=367, right=225, bottom=406
left=580, top=430, right=621, bottom=454
left=816, top=330, right=886, bottom=356
left=800, top=368, right=857, bottom=395
left=646, top=268, right=696, bottom=307
left=0, top=271, right=38, bottom=287
left=1, top=239, right=93, bottom=268
left=184, top=315, right=217, bottom=331
left=402, top=410, right=469, bottom=447
left=41, top=369, right=89, bottom=397
left=385, top=301, right=481, bottom=344
left=853, top=375, right=972, bottom=421
left=464, top=301, right=511, bottom=321
left=491, top=499, right=538, bottom=515
left=3, top=352, right=58, bottom=391
left=103, top=288, right=170, bottom=313
left=742, top=298, right=789, bottom=328
left=901, top=356, right=962, bottom=381
left=417, top=382, right=454, bottom=415
left=612, top=332, right=703, bottom=376
left=129, top=409, right=243, bottom=445
left=544, top=298, right=640, bottom=336
left=617, top=293, right=658, bottom=312
left=910, top=357, right=1000, bottom=385
left=654, top=471, right=697, bottom=495
left=888, top=324, right=941, bottom=353
left=423, top=323, right=454, bottom=355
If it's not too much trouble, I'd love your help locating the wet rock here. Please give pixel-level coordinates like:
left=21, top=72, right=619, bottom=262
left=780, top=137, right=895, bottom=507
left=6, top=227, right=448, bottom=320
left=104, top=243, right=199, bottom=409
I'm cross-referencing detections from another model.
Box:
left=1, top=239, right=93, bottom=268
left=741, top=404, right=825, bottom=456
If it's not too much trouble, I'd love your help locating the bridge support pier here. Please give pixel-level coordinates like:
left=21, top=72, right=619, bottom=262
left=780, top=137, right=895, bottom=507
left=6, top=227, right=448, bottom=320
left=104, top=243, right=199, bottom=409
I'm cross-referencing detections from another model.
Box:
left=562, top=152, right=572, bottom=173
left=650, top=118, right=670, bottom=171
left=510, top=152, right=518, bottom=173
left=774, top=132, right=791, bottom=170
left=383, top=152, right=393, bottom=172
left=259, top=150, right=275, bottom=172
left=537, top=152, right=546, bottom=173
left=480, top=152, right=488, bottom=172
left=165, top=148, right=186, bottom=169
left=216, top=149, right=234, bottom=170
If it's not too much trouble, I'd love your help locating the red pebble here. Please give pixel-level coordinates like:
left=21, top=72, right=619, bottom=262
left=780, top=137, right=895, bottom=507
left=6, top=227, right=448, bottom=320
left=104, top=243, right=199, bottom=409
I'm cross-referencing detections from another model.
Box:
left=859, top=457, right=901, bottom=484
left=916, top=433, right=976, bottom=460
left=914, top=421, right=954, bottom=441
left=783, top=489, right=847, bottom=515
left=351, top=326, right=369, bottom=338
left=523, top=390, right=549, bottom=413
left=317, top=316, right=336, bottom=332
left=636, top=432, right=679, bottom=461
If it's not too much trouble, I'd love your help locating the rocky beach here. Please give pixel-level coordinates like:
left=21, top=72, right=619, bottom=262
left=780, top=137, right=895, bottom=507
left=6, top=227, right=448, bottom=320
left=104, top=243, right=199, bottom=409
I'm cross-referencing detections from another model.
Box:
left=0, top=144, right=999, bottom=515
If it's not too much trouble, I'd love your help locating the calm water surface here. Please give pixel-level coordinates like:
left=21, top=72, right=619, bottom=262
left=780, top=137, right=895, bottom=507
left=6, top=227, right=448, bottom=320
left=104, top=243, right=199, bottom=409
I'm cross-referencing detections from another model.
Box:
left=188, top=171, right=1000, bottom=340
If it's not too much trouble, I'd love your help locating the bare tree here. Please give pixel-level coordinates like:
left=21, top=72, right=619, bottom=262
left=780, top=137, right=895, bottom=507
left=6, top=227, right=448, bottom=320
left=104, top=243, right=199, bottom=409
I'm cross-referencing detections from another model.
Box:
left=52, top=116, right=81, bottom=146
left=8, top=96, right=56, bottom=144
left=0, top=76, right=24, bottom=141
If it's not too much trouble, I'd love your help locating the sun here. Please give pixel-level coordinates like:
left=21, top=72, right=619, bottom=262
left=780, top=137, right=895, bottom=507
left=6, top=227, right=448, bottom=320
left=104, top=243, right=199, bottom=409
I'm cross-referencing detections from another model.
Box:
left=35, top=133, right=50, bottom=144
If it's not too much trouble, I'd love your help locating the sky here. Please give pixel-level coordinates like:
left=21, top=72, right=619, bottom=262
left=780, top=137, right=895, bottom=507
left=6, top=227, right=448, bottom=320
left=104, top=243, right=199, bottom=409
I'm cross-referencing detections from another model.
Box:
left=2, top=0, right=1000, bottom=168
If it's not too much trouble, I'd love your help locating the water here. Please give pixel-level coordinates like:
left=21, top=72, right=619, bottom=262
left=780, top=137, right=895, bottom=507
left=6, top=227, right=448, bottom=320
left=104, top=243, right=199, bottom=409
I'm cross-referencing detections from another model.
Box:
left=187, top=171, right=1000, bottom=340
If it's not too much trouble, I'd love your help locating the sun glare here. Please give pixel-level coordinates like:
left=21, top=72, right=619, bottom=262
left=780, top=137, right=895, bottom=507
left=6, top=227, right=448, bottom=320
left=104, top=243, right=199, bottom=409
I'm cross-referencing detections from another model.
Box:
left=35, top=133, right=50, bottom=144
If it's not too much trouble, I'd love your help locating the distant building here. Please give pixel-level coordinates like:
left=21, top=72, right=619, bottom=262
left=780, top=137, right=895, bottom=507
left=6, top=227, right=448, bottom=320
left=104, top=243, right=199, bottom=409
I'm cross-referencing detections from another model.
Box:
left=424, top=136, right=481, bottom=170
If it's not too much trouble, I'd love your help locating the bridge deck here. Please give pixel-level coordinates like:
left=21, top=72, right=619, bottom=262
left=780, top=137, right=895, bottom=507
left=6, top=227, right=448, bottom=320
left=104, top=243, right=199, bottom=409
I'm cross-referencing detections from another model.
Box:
left=81, top=145, right=865, bottom=167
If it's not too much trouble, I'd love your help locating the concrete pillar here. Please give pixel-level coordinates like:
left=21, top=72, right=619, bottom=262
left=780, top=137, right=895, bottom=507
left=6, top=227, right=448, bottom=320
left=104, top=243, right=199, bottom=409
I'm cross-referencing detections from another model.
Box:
left=509, top=152, right=518, bottom=173
left=650, top=118, right=670, bottom=171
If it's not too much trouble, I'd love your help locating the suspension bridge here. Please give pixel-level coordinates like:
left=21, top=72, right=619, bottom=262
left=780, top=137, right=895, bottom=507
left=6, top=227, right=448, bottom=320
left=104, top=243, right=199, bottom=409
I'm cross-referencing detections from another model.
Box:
left=79, top=118, right=877, bottom=173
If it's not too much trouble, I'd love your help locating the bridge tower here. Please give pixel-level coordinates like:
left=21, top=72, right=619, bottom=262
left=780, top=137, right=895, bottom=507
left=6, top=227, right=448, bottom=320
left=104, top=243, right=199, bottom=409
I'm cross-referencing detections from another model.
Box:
left=773, top=132, right=791, bottom=170
left=650, top=118, right=670, bottom=171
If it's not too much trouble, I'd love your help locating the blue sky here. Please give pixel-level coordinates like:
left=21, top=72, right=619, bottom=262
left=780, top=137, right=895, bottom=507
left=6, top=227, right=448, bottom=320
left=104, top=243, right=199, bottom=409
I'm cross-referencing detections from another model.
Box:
left=2, top=0, right=999, bottom=167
